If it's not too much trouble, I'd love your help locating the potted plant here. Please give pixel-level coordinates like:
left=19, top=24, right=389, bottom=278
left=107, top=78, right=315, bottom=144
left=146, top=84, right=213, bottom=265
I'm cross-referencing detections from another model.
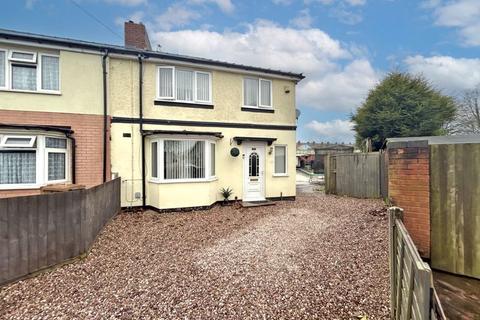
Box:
left=220, top=187, right=233, bottom=206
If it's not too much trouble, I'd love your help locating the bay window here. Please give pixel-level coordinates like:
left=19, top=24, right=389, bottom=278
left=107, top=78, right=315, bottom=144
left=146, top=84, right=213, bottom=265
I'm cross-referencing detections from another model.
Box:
left=243, top=77, right=272, bottom=108
left=274, top=145, right=287, bottom=176
left=0, top=133, right=69, bottom=189
left=157, top=66, right=211, bottom=104
left=150, top=138, right=216, bottom=182
left=0, top=48, right=60, bottom=93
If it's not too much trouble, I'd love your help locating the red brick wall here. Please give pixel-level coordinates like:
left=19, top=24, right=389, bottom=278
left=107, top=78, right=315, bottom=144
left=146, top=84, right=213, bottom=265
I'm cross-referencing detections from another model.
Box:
left=0, top=110, right=110, bottom=198
left=388, top=143, right=430, bottom=258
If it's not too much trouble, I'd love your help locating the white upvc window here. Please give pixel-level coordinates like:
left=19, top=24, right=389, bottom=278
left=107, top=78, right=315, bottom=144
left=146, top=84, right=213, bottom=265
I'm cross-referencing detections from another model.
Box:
left=0, top=49, right=6, bottom=89
left=150, top=137, right=216, bottom=183
left=156, top=66, right=212, bottom=104
left=9, top=50, right=37, bottom=63
left=0, top=133, right=70, bottom=189
left=274, top=145, right=288, bottom=176
left=243, top=77, right=273, bottom=109
left=0, top=48, right=60, bottom=94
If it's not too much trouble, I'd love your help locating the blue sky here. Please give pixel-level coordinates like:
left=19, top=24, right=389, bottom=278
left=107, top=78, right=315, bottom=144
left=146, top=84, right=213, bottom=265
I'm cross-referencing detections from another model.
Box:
left=2, top=0, right=480, bottom=143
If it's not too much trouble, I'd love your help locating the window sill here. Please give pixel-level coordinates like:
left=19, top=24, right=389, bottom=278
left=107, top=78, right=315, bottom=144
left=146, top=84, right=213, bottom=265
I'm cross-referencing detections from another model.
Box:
left=273, top=174, right=289, bottom=177
left=0, top=184, right=41, bottom=190
left=0, top=88, right=61, bottom=95
left=241, top=106, right=274, bottom=113
left=154, top=100, right=214, bottom=109
left=148, top=177, right=218, bottom=184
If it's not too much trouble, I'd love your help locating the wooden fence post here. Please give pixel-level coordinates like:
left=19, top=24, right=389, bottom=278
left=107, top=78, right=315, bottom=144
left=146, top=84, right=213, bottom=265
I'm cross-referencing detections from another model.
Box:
left=389, top=207, right=403, bottom=319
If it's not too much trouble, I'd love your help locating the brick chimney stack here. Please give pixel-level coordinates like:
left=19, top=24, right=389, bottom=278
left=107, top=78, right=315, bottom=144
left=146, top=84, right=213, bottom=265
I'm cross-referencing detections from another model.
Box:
left=124, top=21, right=152, bottom=50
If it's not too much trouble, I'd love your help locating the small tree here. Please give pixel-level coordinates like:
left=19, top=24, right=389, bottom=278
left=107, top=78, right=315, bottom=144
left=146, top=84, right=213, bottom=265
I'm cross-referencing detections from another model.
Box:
left=351, top=72, right=456, bottom=150
left=451, top=85, right=480, bottom=134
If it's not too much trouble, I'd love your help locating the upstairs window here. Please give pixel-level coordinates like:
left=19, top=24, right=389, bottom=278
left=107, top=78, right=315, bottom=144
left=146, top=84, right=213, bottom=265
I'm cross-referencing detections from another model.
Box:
left=243, top=77, right=272, bottom=108
left=157, top=66, right=211, bottom=104
left=0, top=48, right=60, bottom=93
left=0, top=50, right=5, bottom=88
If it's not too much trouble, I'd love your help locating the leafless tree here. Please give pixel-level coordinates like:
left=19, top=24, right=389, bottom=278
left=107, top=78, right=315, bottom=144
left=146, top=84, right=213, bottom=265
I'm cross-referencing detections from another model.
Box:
left=452, top=86, right=480, bottom=134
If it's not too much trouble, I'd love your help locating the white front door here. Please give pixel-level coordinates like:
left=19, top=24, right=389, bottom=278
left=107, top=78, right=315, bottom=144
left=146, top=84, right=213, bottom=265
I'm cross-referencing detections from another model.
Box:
left=243, top=143, right=265, bottom=201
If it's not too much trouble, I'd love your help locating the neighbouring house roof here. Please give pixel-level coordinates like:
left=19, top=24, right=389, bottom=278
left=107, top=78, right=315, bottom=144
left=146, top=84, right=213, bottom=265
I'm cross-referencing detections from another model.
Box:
left=387, top=135, right=480, bottom=146
left=0, top=123, right=74, bottom=134
left=142, top=129, right=223, bottom=138
left=0, top=28, right=305, bottom=81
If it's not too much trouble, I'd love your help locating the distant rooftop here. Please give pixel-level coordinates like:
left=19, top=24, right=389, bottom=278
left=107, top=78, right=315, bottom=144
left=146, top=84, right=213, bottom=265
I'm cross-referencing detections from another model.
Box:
left=0, top=28, right=305, bottom=80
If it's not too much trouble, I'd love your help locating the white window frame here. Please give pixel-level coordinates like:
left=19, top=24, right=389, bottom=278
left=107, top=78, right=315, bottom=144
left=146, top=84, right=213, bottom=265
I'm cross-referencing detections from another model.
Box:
left=273, top=144, right=288, bottom=176
left=157, top=66, right=175, bottom=100
left=0, top=48, right=7, bottom=90
left=156, top=66, right=212, bottom=104
left=45, top=148, right=68, bottom=184
left=38, top=53, right=61, bottom=94
left=149, top=136, right=217, bottom=184
left=195, top=71, right=213, bottom=103
left=0, top=49, right=60, bottom=94
left=0, top=133, right=70, bottom=190
left=8, top=50, right=37, bottom=63
left=242, top=77, right=273, bottom=109
left=0, top=135, right=36, bottom=148
left=259, top=79, right=273, bottom=108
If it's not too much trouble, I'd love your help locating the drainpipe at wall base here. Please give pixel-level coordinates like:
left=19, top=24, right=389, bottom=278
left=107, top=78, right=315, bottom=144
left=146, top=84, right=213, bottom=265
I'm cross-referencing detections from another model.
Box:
left=138, top=54, right=146, bottom=207
left=102, top=50, right=109, bottom=183
left=67, top=135, right=76, bottom=184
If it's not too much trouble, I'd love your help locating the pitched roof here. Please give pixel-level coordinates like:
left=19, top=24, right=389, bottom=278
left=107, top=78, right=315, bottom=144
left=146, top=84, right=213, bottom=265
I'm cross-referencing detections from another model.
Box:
left=0, top=28, right=305, bottom=81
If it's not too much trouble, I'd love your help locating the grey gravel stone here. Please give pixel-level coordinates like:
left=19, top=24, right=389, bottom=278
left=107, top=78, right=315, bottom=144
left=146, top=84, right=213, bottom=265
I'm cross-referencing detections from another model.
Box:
left=0, top=193, right=389, bottom=319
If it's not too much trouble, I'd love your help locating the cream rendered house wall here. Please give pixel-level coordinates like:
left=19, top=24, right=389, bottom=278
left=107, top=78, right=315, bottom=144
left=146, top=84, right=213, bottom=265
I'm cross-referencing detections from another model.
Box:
left=0, top=44, right=104, bottom=115
left=109, top=57, right=298, bottom=209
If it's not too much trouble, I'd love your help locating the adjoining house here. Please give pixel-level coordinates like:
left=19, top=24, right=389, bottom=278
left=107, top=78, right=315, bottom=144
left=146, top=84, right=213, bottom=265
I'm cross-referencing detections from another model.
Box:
left=0, top=22, right=304, bottom=210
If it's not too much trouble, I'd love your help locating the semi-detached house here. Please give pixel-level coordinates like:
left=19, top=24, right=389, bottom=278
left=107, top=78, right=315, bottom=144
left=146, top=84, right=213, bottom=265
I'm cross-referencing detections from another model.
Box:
left=0, top=22, right=304, bottom=210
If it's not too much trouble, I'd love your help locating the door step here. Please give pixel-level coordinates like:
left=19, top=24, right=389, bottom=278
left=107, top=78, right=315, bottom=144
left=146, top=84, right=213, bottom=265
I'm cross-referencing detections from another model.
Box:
left=241, top=200, right=276, bottom=208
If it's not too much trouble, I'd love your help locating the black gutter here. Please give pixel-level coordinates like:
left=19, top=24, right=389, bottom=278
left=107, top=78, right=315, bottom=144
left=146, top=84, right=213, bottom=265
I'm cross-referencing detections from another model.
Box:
left=111, top=117, right=297, bottom=131
left=142, top=130, right=224, bottom=138
left=0, top=123, right=73, bottom=134
left=138, top=54, right=146, bottom=207
left=0, top=29, right=304, bottom=80
left=102, top=50, right=109, bottom=183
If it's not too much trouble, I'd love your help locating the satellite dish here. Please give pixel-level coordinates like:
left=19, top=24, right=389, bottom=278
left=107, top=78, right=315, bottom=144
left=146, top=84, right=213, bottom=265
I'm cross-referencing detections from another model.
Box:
left=296, top=109, right=301, bottom=120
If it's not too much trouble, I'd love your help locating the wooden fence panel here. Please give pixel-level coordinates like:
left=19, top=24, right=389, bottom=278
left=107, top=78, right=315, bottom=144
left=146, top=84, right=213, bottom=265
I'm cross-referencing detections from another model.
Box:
left=0, top=178, right=121, bottom=286
left=430, top=143, right=480, bottom=279
left=334, top=153, right=381, bottom=198
left=389, top=207, right=446, bottom=320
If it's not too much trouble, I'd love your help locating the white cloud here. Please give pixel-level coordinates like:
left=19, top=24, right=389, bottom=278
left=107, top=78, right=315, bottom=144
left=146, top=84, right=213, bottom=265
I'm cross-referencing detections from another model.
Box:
left=151, top=21, right=379, bottom=113
left=115, top=10, right=145, bottom=26
left=25, top=0, right=38, bottom=9
left=427, top=0, right=480, bottom=46
left=405, top=55, right=480, bottom=94
left=155, top=4, right=200, bottom=31
left=289, top=9, right=314, bottom=29
left=272, top=0, right=293, bottom=5
left=344, top=0, right=366, bottom=6
left=329, top=6, right=363, bottom=25
left=298, top=59, right=379, bottom=112
left=189, top=0, right=235, bottom=13
left=104, top=0, right=147, bottom=6
left=306, top=119, right=355, bottom=142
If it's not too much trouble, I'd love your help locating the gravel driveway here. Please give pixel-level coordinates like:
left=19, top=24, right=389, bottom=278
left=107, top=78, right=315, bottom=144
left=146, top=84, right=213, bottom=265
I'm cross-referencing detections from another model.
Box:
left=0, top=193, right=390, bottom=319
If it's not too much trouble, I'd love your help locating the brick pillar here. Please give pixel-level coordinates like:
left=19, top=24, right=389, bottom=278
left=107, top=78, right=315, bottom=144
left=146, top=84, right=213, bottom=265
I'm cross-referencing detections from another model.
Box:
left=388, top=141, right=430, bottom=258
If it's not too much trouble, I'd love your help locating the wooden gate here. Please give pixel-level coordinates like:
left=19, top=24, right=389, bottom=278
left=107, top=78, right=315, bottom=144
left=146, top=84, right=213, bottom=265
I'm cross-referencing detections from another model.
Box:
left=430, top=143, right=480, bottom=279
